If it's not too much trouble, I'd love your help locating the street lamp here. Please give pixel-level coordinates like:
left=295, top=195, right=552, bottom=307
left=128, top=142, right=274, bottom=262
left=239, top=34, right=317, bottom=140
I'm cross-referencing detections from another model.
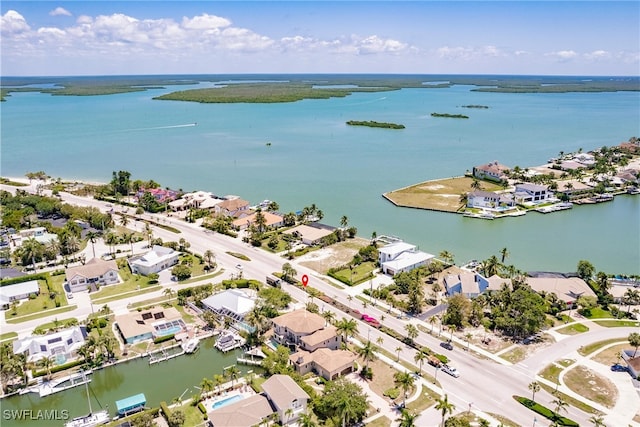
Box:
left=433, top=364, right=439, bottom=384
left=532, top=417, right=537, bottom=427
left=468, top=402, right=473, bottom=414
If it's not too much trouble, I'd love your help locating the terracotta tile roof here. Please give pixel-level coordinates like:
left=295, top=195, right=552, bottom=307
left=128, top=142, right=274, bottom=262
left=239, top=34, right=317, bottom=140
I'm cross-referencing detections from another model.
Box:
left=272, top=309, right=325, bottom=335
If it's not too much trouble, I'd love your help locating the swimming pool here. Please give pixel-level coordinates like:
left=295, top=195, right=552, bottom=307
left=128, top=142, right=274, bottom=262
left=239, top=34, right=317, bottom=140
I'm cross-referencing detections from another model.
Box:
left=211, top=394, right=244, bottom=410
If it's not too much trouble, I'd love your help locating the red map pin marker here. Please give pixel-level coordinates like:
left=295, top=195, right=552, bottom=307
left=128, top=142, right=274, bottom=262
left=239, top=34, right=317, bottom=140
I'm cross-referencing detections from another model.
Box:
left=302, top=274, right=309, bottom=287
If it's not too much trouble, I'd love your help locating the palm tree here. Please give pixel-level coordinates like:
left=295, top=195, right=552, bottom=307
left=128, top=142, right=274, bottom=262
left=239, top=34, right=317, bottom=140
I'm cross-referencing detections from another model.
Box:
left=414, top=351, right=427, bottom=375
left=356, top=340, right=377, bottom=374
left=119, top=213, right=129, bottom=227
left=465, top=333, right=472, bottom=352
left=435, top=394, right=455, bottom=427
left=21, top=237, right=44, bottom=272
left=347, top=295, right=353, bottom=309
left=298, top=411, right=317, bottom=427
left=38, top=356, right=54, bottom=381
left=144, top=223, right=153, bottom=248
left=225, top=365, right=240, bottom=387
left=396, top=409, right=419, bottom=427
left=405, top=324, right=418, bottom=344
left=429, top=316, right=437, bottom=334
left=395, top=346, right=402, bottom=362
left=200, top=377, right=214, bottom=396
left=306, top=287, right=322, bottom=304
left=335, top=318, right=358, bottom=344
left=393, top=371, right=415, bottom=407
left=438, top=250, right=454, bottom=266
left=628, top=332, right=640, bottom=357
left=204, top=250, right=216, bottom=270
left=551, top=395, right=568, bottom=416
left=281, top=262, right=296, bottom=283
left=121, top=232, right=134, bottom=254
left=499, top=247, right=509, bottom=263
left=104, top=231, right=118, bottom=257
left=86, top=231, right=99, bottom=258
left=213, top=374, right=224, bottom=395
left=322, top=310, right=335, bottom=326
left=588, top=415, right=605, bottom=427
left=163, top=288, right=176, bottom=300
left=528, top=381, right=541, bottom=402
left=376, top=336, right=384, bottom=346
left=482, top=255, right=501, bottom=277
left=340, top=215, right=349, bottom=229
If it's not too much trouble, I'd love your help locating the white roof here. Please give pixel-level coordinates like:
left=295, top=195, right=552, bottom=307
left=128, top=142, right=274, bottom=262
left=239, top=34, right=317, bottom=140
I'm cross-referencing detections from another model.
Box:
left=13, top=326, right=85, bottom=362
left=379, top=242, right=416, bottom=256
left=0, top=280, right=40, bottom=304
left=201, top=289, right=256, bottom=316
left=131, top=246, right=177, bottom=267
left=382, top=250, right=434, bottom=271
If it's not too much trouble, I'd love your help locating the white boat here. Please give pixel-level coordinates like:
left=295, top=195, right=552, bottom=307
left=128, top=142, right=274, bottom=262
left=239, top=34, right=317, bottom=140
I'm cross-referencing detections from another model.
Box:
left=64, top=372, right=109, bottom=427
left=182, top=337, right=200, bottom=354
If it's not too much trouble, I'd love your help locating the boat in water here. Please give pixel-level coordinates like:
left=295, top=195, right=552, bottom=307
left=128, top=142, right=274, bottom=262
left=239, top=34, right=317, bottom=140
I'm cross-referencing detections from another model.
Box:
left=64, top=372, right=109, bottom=427
left=182, top=337, right=200, bottom=354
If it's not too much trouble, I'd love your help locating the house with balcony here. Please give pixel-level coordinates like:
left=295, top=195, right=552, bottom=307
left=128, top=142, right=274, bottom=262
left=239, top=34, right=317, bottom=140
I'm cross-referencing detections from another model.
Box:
left=514, top=183, right=553, bottom=204
left=289, top=348, right=357, bottom=381
left=65, top=258, right=120, bottom=292
left=214, top=198, right=250, bottom=218
left=201, top=289, right=256, bottom=325
left=472, top=161, right=510, bottom=182
left=261, top=375, right=309, bottom=425
left=467, top=190, right=515, bottom=211
left=378, top=241, right=434, bottom=276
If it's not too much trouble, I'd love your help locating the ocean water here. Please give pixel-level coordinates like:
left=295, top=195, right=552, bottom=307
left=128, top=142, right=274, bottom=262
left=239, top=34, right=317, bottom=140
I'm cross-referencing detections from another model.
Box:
left=2, top=76, right=639, bottom=274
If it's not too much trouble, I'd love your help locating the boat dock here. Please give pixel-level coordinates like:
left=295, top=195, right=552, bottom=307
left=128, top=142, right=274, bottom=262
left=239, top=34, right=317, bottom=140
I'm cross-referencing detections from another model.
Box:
left=215, top=332, right=246, bottom=353
left=148, top=345, right=185, bottom=365
left=236, top=347, right=266, bottom=366
left=534, top=202, right=573, bottom=213
left=21, top=370, right=94, bottom=397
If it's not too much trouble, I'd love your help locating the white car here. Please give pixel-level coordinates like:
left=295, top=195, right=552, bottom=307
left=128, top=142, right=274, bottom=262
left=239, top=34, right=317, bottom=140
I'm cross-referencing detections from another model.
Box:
left=441, top=364, right=460, bottom=378
left=236, top=264, right=243, bottom=270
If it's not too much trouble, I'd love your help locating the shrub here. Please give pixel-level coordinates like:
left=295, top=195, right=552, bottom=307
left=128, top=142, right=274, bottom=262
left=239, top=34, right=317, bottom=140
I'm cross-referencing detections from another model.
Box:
left=514, top=396, right=579, bottom=426
left=159, top=401, right=172, bottom=418
left=384, top=388, right=400, bottom=399
left=153, top=334, right=175, bottom=344
left=197, top=402, right=207, bottom=415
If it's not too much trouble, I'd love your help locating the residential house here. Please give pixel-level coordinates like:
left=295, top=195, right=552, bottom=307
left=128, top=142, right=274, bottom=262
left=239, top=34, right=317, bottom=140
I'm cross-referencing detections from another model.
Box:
left=272, top=309, right=337, bottom=349
left=135, top=188, right=178, bottom=203
left=115, top=307, right=186, bottom=344
left=514, top=183, right=553, bottom=204
left=168, top=191, right=223, bottom=212
left=622, top=350, right=640, bottom=379
left=201, top=289, right=256, bottom=324
left=289, top=348, right=357, bottom=381
left=9, top=227, right=58, bottom=249
left=466, top=191, right=515, bottom=210
left=619, top=139, right=640, bottom=154
left=283, top=224, right=334, bottom=246
left=261, top=375, right=309, bottom=425
left=525, top=276, right=597, bottom=306
left=472, top=162, right=510, bottom=182
left=573, top=153, right=596, bottom=167
left=232, top=211, right=284, bottom=231
left=214, top=199, right=250, bottom=218
left=128, top=245, right=179, bottom=276
left=0, top=280, right=40, bottom=310
left=378, top=241, right=434, bottom=276
left=65, top=258, right=120, bottom=292
left=208, top=394, right=274, bottom=427
left=13, top=326, right=86, bottom=363
left=445, top=273, right=486, bottom=298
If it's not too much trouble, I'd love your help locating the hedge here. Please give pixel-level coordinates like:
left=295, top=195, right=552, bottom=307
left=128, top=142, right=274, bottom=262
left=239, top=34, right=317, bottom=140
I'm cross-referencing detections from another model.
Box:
left=197, top=402, right=207, bottom=415
left=33, top=359, right=85, bottom=377
left=160, top=401, right=172, bottom=418
left=0, top=273, right=49, bottom=287
left=153, top=334, right=175, bottom=344
left=514, top=396, right=579, bottom=426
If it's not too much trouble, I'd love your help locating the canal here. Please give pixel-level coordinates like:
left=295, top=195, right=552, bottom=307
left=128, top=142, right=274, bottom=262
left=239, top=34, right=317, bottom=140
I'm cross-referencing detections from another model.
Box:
left=1, top=338, right=256, bottom=426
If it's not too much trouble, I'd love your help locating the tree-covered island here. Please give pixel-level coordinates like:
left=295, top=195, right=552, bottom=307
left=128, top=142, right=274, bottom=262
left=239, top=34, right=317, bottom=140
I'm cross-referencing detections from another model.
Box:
left=431, top=112, right=469, bottom=119
left=346, top=120, right=405, bottom=129
left=461, top=105, right=489, bottom=109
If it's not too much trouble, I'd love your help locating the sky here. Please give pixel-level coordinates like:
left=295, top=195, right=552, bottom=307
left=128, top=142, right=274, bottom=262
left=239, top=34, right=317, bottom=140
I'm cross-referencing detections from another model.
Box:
left=1, top=1, right=639, bottom=76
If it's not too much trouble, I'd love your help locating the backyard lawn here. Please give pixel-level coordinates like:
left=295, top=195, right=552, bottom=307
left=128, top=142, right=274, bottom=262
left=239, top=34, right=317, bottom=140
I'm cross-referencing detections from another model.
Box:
left=4, top=277, right=67, bottom=319
left=330, top=261, right=376, bottom=286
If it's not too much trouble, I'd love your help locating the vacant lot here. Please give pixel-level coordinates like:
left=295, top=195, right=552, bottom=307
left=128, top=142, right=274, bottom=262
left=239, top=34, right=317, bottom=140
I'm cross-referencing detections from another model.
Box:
left=564, top=365, right=617, bottom=408
left=383, top=177, right=502, bottom=212
left=297, top=239, right=369, bottom=273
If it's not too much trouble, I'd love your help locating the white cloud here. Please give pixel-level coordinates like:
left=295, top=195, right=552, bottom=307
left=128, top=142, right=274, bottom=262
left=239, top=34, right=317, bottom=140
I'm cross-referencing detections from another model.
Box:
left=1, top=10, right=31, bottom=36
left=181, top=13, right=230, bottom=30
left=355, top=35, right=408, bottom=55
left=436, top=45, right=506, bottom=61
left=584, top=50, right=610, bottom=61
left=49, top=7, right=71, bottom=17
left=546, top=50, right=578, bottom=61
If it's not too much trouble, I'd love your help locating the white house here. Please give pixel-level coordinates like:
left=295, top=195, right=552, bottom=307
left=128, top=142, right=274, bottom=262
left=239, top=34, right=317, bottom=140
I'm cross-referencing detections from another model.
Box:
left=0, top=280, right=40, bottom=309
left=9, top=227, right=58, bottom=249
left=261, top=375, right=309, bottom=425
left=201, top=289, right=256, bottom=323
left=514, top=183, right=552, bottom=204
left=467, top=191, right=515, bottom=210
left=168, top=191, right=223, bottom=212
left=65, top=258, right=120, bottom=292
left=13, top=326, right=86, bottom=363
left=378, top=241, right=434, bottom=276
left=128, top=246, right=179, bottom=276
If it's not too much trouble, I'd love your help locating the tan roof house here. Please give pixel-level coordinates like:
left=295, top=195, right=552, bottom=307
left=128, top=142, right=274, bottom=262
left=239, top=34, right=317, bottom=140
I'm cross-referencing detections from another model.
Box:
left=115, top=307, right=185, bottom=344
left=232, top=211, right=284, bottom=231
left=65, top=258, right=120, bottom=292
left=290, top=348, right=357, bottom=381
left=272, top=309, right=330, bottom=348
left=261, top=375, right=309, bottom=425
left=525, top=276, right=596, bottom=305
left=283, top=224, right=333, bottom=246
left=214, top=199, right=250, bottom=218
left=473, top=161, right=510, bottom=182
left=208, top=394, right=273, bottom=427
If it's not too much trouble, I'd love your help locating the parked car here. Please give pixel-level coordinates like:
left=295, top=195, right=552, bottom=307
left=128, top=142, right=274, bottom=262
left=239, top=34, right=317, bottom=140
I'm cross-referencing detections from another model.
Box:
left=440, top=341, right=454, bottom=351
left=441, top=364, right=460, bottom=378
left=611, top=364, right=628, bottom=372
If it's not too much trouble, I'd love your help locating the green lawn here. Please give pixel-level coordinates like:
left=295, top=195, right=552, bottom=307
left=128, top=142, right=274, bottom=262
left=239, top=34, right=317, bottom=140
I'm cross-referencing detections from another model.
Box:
left=93, top=286, right=162, bottom=304
left=594, top=319, right=640, bottom=327
left=90, top=266, right=158, bottom=301
left=226, top=251, right=251, bottom=261
left=179, top=269, right=224, bottom=285
left=539, top=364, right=562, bottom=383
left=578, top=339, right=626, bottom=356
left=330, top=261, right=376, bottom=285
left=6, top=305, right=78, bottom=324
left=556, top=323, right=589, bottom=335
left=4, top=278, right=69, bottom=319
left=0, top=332, right=18, bottom=342
left=582, top=307, right=614, bottom=319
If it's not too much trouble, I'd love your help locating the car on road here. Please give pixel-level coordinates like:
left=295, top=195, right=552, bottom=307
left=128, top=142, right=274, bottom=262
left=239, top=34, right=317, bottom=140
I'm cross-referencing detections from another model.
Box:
left=441, top=364, right=460, bottom=378
left=236, top=264, right=243, bottom=270
left=440, top=341, right=454, bottom=351
left=611, top=364, right=628, bottom=372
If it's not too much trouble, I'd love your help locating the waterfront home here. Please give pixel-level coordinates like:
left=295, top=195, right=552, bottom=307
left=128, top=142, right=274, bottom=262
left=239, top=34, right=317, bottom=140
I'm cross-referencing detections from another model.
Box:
left=466, top=190, right=515, bottom=210
left=559, top=160, right=588, bottom=172
left=573, top=152, right=596, bottom=167
left=13, top=326, right=85, bottom=364
left=201, top=289, right=256, bottom=325
left=445, top=272, right=511, bottom=298
left=0, top=279, right=40, bottom=309
left=65, top=258, right=120, bottom=292
left=619, top=139, right=640, bottom=154
left=115, top=307, right=185, bottom=344
left=232, top=211, right=284, bottom=231
left=525, top=276, right=596, bottom=306
left=214, top=198, right=250, bottom=218
left=378, top=241, right=434, bottom=276
left=472, top=161, right=510, bottom=182
left=272, top=309, right=338, bottom=349
left=208, top=394, right=274, bottom=427
left=128, top=245, right=179, bottom=276
left=555, top=180, right=592, bottom=199
left=135, top=187, right=178, bottom=203
left=289, top=348, right=357, bottom=380
left=261, top=374, right=309, bottom=425
left=168, top=190, right=223, bottom=212
left=283, top=224, right=334, bottom=246
left=514, top=183, right=553, bottom=204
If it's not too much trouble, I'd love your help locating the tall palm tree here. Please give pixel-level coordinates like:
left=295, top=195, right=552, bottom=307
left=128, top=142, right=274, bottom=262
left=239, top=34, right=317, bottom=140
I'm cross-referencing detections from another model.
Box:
left=428, top=316, right=437, bottom=334
left=588, top=415, right=605, bottom=427
left=551, top=396, right=568, bottom=416
left=438, top=250, right=454, bottom=266
left=405, top=324, right=419, bottom=344
left=499, top=247, right=509, bottom=263
left=393, top=371, right=415, bottom=407
left=528, top=381, right=541, bottom=402
left=86, top=231, right=99, bottom=259
left=204, top=249, right=216, bottom=270
left=38, top=356, right=54, bottom=381
left=356, top=340, right=377, bottom=374
left=335, top=318, right=358, bottom=344
left=396, top=409, right=419, bottom=427
left=121, top=232, right=134, bottom=254
left=21, top=237, right=44, bottom=272
left=435, top=394, right=455, bottom=427
left=225, top=365, right=240, bottom=387
left=465, top=333, right=472, bottom=352
left=298, top=411, right=317, bottom=427
left=628, top=332, right=640, bottom=357
left=200, top=377, right=214, bottom=396
left=340, top=215, right=349, bottom=229
left=213, top=374, right=225, bottom=394
left=347, top=295, right=353, bottom=309
left=322, top=310, right=335, bottom=326
left=395, top=346, right=403, bottom=362
left=414, top=351, right=427, bottom=375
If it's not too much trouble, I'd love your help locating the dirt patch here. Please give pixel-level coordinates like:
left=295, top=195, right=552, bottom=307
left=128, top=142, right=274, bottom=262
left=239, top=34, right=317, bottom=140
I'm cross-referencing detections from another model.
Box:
left=297, top=239, right=369, bottom=273
left=592, top=343, right=628, bottom=366
left=367, top=358, right=407, bottom=402
left=564, top=365, right=618, bottom=408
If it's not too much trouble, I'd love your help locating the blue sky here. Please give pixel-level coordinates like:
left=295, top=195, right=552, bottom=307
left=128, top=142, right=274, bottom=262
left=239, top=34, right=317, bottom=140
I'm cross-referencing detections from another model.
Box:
left=1, top=1, right=638, bottom=76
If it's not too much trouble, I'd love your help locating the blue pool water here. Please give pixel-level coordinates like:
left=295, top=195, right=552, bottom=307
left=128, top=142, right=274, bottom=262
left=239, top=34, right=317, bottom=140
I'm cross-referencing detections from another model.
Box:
left=156, top=326, right=182, bottom=337
left=55, top=354, right=67, bottom=365
left=211, top=394, right=244, bottom=410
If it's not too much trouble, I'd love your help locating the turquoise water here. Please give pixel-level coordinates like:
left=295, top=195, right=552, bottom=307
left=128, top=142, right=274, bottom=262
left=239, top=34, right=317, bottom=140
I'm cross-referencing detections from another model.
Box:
left=1, top=76, right=639, bottom=274
left=211, top=393, right=244, bottom=410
